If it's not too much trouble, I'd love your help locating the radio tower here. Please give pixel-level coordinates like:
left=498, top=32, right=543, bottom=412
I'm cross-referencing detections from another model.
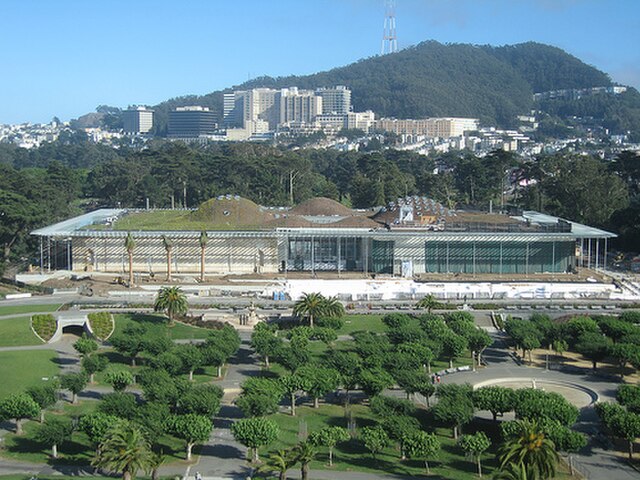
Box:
left=381, top=0, right=397, bottom=55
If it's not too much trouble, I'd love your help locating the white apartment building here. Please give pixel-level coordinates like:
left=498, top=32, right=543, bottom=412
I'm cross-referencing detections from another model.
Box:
left=316, top=86, right=352, bottom=115
left=279, top=87, right=322, bottom=125
left=375, top=117, right=479, bottom=138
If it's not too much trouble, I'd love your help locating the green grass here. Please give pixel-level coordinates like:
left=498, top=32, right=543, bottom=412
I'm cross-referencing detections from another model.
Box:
left=112, top=210, right=256, bottom=231
left=0, top=304, right=62, bottom=317
left=0, top=316, right=43, bottom=347
left=1, top=401, right=195, bottom=466
left=0, top=350, right=59, bottom=399
left=265, top=404, right=499, bottom=479
left=337, top=314, right=386, bottom=335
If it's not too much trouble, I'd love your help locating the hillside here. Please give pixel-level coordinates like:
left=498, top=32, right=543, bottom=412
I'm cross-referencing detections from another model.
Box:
left=149, top=40, right=624, bottom=135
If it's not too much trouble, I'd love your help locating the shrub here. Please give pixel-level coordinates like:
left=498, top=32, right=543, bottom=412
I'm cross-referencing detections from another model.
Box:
left=31, top=314, right=57, bottom=342
left=316, top=316, right=345, bottom=331
left=87, top=312, right=114, bottom=340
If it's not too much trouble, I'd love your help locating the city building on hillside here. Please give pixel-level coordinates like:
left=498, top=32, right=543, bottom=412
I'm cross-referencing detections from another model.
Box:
left=279, top=87, right=322, bottom=125
left=375, top=117, right=479, bottom=138
left=316, top=86, right=352, bottom=115
left=32, top=196, right=613, bottom=278
left=123, top=106, right=154, bottom=134
left=168, top=106, right=217, bottom=138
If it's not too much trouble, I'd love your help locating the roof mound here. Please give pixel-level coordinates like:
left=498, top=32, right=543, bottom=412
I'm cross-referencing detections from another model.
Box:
left=192, top=195, right=272, bottom=227
left=289, top=197, right=354, bottom=217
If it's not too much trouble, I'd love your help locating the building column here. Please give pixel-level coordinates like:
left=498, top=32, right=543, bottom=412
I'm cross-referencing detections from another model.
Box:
left=39, top=237, right=44, bottom=274
left=499, top=241, right=503, bottom=275
left=552, top=241, right=556, bottom=273
left=588, top=238, right=592, bottom=269
left=525, top=242, right=530, bottom=275
left=337, top=238, right=341, bottom=278
left=604, top=238, right=608, bottom=271
left=47, top=237, right=51, bottom=273
left=311, top=236, right=315, bottom=276
left=595, top=239, right=600, bottom=271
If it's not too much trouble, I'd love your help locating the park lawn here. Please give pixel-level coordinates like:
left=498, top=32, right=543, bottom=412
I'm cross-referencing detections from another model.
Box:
left=0, top=304, right=62, bottom=317
left=266, top=404, right=499, bottom=479
left=0, top=350, right=59, bottom=399
left=337, top=314, right=386, bottom=335
left=0, top=316, right=43, bottom=347
left=2, top=406, right=195, bottom=466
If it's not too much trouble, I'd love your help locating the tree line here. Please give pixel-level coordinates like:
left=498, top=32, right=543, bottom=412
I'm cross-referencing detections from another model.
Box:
left=1, top=139, right=639, bottom=274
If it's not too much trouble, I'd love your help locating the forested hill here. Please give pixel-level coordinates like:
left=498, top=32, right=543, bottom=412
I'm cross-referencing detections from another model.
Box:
left=151, top=41, right=613, bottom=133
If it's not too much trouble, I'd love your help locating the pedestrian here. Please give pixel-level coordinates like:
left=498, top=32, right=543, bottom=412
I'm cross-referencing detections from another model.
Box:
left=436, top=375, right=441, bottom=383
left=195, top=472, right=202, bottom=480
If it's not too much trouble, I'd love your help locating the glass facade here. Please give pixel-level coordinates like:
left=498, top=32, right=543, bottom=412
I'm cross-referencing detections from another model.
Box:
left=424, top=240, right=574, bottom=274
left=287, top=237, right=363, bottom=271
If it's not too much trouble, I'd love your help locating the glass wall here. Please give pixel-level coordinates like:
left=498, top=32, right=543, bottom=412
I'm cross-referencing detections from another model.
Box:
left=287, top=237, right=363, bottom=271
left=424, top=240, right=574, bottom=274
left=371, top=240, right=395, bottom=274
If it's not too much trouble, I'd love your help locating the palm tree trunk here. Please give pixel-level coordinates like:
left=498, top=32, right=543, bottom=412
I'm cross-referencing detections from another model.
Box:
left=629, top=439, right=634, bottom=460
left=314, top=397, right=319, bottom=408
left=477, top=456, right=482, bottom=477
left=15, top=418, right=23, bottom=435
left=167, top=250, right=172, bottom=281
left=123, top=470, right=132, bottom=480
left=279, top=472, right=286, bottom=480
left=252, top=447, right=259, bottom=463
left=217, top=365, right=222, bottom=377
left=291, top=393, right=296, bottom=416
left=72, top=392, right=78, bottom=404
left=128, top=252, right=134, bottom=287
left=40, top=411, right=45, bottom=423
left=187, top=442, right=193, bottom=461
left=200, top=246, right=206, bottom=282
left=90, top=373, right=95, bottom=384
left=453, top=425, right=459, bottom=439
left=425, top=460, right=430, bottom=475
left=309, top=314, right=314, bottom=328
left=301, top=464, right=309, bottom=480
left=265, top=355, right=270, bottom=368
left=329, top=447, right=333, bottom=466
left=52, top=443, right=58, bottom=459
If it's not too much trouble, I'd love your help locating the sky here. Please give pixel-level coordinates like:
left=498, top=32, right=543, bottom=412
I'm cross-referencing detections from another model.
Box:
left=1, top=0, right=638, bottom=124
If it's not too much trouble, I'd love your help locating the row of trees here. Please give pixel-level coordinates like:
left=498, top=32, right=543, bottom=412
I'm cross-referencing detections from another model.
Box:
left=504, top=311, right=640, bottom=375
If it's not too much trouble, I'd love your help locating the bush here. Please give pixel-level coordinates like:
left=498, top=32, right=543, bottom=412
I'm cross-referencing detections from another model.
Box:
left=31, top=314, right=57, bottom=342
left=316, top=316, right=345, bottom=331
left=620, top=311, right=640, bottom=324
left=87, top=312, right=114, bottom=340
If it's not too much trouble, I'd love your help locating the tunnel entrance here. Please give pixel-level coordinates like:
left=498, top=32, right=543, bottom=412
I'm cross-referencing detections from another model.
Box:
left=61, top=324, right=86, bottom=337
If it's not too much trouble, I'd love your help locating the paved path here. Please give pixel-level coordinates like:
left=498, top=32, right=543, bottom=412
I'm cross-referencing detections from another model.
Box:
left=436, top=331, right=639, bottom=480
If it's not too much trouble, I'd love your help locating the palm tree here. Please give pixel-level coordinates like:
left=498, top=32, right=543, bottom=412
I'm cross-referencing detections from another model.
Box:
left=124, top=233, right=135, bottom=287
left=416, top=294, right=439, bottom=313
left=162, top=235, right=173, bottom=281
left=258, top=449, right=297, bottom=480
left=293, top=293, right=344, bottom=328
left=92, top=422, right=154, bottom=480
left=293, top=441, right=317, bottom=480
left=149, top=450, right=166, bottom=480
left=497, top=419, right=559, bottom=480
left=154, top=286, right=188, bottom=325
left=199, top=231, right=208, bottom=283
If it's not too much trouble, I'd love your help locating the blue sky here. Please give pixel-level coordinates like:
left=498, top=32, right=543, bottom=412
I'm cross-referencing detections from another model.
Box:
left=1, top=0, right=638, bottom=124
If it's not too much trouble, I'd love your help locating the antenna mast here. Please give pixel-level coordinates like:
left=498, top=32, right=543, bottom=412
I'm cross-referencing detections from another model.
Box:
left=381, top=0, right=397, bottom=55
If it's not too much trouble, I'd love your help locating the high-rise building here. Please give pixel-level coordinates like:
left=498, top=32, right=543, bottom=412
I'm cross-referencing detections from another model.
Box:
left=316, top=86, right=351, bottom=115
left=122, top=107, right=154, bottom=134
left=243, top=88, right=280, bottom=132
left=279, top=87, right=322, bottom=125
left=168, top=106, right=217, bottom=138
left=223, top=92, right=246, bottom=128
